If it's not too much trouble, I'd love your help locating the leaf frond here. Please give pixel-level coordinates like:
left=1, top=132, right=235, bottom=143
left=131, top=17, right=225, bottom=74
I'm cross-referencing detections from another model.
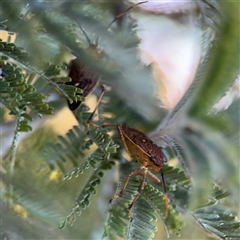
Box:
left=103, top=176, right=139, bottom=239
left=194, top=205, right=240, bottom=240
left=103, top=164, right=186, bottom=240
left=0, top=39, right=83, bottom=104
left=128, top=200, right=157, bottom=240
left=103, top=163, right=234, bottom=239
left=59, top=159, right=115, bottom=229
left=40, top=124, right=92, bottom=173
left=1, top=61, right=53, bottom=117
left=41, top=124, right=119, bottom=175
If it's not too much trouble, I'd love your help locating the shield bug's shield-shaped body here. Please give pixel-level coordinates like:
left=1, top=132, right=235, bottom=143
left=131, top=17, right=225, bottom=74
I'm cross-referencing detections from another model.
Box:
left=103, top=124, right=169, bottom=220
left=65, top=1, right=148, bottom=116
left=118, top=124, right=167, bottom=171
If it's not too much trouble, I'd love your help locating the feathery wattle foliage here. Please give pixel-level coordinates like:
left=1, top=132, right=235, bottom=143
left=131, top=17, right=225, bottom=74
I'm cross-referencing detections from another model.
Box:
left=1, top=1, right=239, bottom=239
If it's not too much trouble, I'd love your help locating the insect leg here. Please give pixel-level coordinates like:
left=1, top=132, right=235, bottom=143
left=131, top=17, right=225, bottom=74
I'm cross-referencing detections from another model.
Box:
left=136, top=170, right=160, bottom=184
left=102, top=123, right=118, bottom=128
left=110, top=166, right=144, bottom=203
left=87, top=85, right=105, bottom=132
left=128, top=167, right=148, bottom=219
left=160, top=169, right=169, bottom=220
left=147, top=170, right=161, bottom=183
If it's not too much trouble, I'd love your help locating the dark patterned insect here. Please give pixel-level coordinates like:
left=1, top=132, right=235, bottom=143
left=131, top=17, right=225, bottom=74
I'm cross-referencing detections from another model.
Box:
left=66, top=58, right=101, bottom=111
left=65, top=26, right=104, bottom=112
left=65, top=1, right=148, bottom=119
left=103, top=124, right=169, bottom=220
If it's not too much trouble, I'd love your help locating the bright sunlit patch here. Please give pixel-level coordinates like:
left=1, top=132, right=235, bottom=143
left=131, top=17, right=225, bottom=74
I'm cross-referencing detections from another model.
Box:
left=132, top=8, right=201, bottom=109
left=49, top=170, right=63, bottom=183
left=46, top=107, right=78, bottom=135
left=0, top=30, right=16, bottom=42
left=13, top=204, right=28, bottom=218
left=169, top=158, right=178, bottom=167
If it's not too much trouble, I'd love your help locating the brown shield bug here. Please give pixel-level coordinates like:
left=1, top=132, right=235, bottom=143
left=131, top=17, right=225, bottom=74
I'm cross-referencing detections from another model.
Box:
left=65, top=25, right=104, bottom=112
left=65, top=1, right=148, bottom=121
left=102, top=123, right=169, bottom=220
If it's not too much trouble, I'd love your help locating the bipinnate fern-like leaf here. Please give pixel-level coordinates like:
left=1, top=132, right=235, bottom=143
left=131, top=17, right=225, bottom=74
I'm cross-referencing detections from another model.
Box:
left=163, top=166, right=238, bottom=240
left=41, top=124, right=91, bottom=173
left=0, top=39, right=83, bottom=105
left=62, top=148, right=108, bottom=180
left=0, top=40, right=30, bottom=63
left=162, top=165, right=239, bottom=239
left=59, top=159, right=115, bottom=229
left=88, top=126, right=119, bottom=152
left=161, top=165, right=191, bottom=189
left=1, top=60, right=54, bottom=131
left=41, top=124, right=119, bottom=174
left=128, top=200, right=158, bottom=240
left=161, top=165, right=229, bottom=210
left=194, top=206, right=240, bottom=240
left=41, top=124, right=119, bottom=228
left=59, top=170, right=103, bottom=229
left=103, top=162, right=238, bottom=240
left=103, top=176, right=139, bottom=239
left=142, top=183, right=184, bottom=234
left=103, top=164, right=185, bottom=240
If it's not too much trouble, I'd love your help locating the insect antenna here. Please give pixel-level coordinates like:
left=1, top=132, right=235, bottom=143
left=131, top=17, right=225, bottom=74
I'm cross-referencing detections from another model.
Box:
left=106, top=1, right=148, bottom=30
left=95, top=36, right=100, bottom=46
left=87, top=85, right=105, bottom=132
left=160, top=169, right=169, bottom=220
left=75, top=19, right=93, bottom=47
left=75, top=1, right=148, bottom=47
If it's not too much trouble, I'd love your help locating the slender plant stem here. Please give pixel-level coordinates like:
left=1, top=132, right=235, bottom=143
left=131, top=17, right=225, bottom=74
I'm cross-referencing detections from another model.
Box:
left=9, top=116, right=23, bottom=178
